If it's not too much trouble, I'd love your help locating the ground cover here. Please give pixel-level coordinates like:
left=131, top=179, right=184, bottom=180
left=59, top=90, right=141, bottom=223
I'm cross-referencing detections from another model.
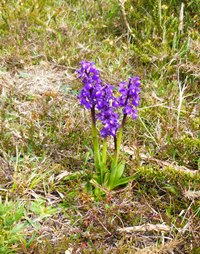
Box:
left=0, top=0, right=199, bottom=253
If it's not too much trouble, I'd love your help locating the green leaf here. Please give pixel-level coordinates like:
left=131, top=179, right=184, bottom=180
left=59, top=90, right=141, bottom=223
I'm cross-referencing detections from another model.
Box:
left=10, top=223, right=25, bottom=234
left=99, top=162, right=108, bottom=176
left=164, top=184, right=179, bottom=196
left=103, top=171, right=110, bottom=186
left=93, top=174, right=101, bottom=185
left=108, top=161, right=125, bottom=189
left=115, top=161, right=125, bottom=180
left=112, top=174, right=137, bottom=189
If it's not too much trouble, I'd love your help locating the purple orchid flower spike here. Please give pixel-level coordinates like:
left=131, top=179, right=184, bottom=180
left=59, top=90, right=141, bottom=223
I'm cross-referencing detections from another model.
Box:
left=77, top=60, right=103, bottom=110
left=116, top=76, right=141, bottom=126
left=77, top=60, right=120, bottom=138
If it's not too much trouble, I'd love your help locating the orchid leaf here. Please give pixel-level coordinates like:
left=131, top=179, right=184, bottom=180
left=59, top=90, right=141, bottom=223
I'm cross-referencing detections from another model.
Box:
left=108, top=161, right=125, bottom=189
left=112, top=174, right=138, bottom=189
left=103, top=172, right=110, bottom=186
left=99, top=162, right=108, bottom=185
left=114, top=161, right=125, bottom=180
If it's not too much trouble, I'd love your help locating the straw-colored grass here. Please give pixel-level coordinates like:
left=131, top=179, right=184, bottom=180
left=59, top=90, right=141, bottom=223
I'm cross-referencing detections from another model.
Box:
left=0, top=0, right=199, bottom=253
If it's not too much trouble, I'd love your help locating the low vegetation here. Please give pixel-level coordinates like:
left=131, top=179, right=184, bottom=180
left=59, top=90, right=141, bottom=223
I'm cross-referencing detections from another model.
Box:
left=0, top=0, right=199, bottom=253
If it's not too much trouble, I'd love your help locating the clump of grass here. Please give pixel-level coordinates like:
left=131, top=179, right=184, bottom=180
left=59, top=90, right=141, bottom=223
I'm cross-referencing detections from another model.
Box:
left=0, top=200, right=26, bottom=253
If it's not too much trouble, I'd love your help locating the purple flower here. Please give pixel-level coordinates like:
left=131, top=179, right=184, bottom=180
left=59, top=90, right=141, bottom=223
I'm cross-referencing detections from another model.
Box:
left=77, top=60, right=141, bottom=137
left=97, top=107, right=120, bottom=137
left=117, top=76, right=140, bottom=119
left=77, top=60, right=103, bottom=109
left=96, top=84, right=120, bottom=138
left=77, top=60, right=100, bottom=84
left=77, top=61, right=120, bottom=138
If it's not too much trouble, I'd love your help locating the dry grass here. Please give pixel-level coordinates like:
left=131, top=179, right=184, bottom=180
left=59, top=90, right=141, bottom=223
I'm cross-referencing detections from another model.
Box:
left=0, top=0, right=199, bottom=253
left=0, top=62, right=199, bottom=253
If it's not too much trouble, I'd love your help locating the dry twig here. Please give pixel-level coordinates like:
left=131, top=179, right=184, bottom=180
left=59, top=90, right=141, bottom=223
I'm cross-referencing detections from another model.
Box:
left=117, top=223, right=170, bottom=233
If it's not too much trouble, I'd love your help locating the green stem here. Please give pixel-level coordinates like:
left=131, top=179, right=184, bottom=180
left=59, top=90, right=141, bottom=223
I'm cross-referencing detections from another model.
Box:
left=112, top=114, right=127, bottom=168
left=102, top=138, right=107, bottom=165
left=100, top=138, right=107, bottom=184
left=112, top=127, right=123, bottom=168
left=91, top=107, right=100, bottom=171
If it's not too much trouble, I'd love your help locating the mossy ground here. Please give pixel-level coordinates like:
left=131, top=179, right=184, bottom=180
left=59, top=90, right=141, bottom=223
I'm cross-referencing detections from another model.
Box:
left=0, top=0, right=199, bottom=253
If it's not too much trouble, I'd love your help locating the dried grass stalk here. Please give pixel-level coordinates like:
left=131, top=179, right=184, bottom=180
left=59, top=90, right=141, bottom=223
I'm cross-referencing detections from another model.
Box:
left=184, top=190, right=200, bottom=199
left=117, top=223, right=170, bottom=233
